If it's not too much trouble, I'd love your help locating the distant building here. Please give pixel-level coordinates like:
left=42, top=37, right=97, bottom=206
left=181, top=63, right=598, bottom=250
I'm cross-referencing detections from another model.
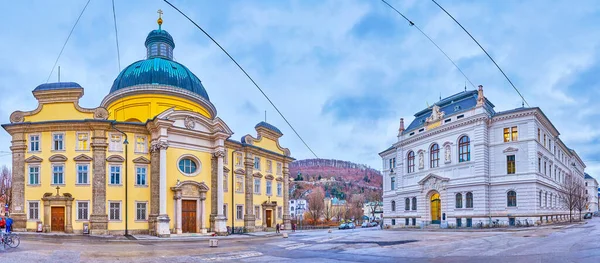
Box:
left=584, top=174, right=598, bottom=212
left=363, top=202, right=383, bottom=220
left=289, top=199, right=307, bottom=219
left=380, top=86, right=586, bottom=228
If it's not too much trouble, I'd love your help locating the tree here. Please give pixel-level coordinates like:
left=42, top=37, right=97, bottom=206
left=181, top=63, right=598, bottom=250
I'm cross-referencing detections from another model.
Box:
left=323, top=202, right=333, bottom=222
left=365, top=191, right=382, bottom=220
left=559, top=173, right=583, bottom=222
left=348, top=194, right=365, bottom=222
left=0, top=165, right=12, bottom=214
left=306, top=188, right=325, bottom=225
left=574, top=182, right=589, bottom=221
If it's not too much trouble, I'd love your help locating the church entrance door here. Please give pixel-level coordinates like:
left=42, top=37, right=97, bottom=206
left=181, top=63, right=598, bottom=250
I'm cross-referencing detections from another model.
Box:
left=266, top=210, right=272, bottom=228
left=51, top=207, right=65, bottom=232
left=431, top=192, right=441, bottom=224
left=182, top=200, right=197, bottom=233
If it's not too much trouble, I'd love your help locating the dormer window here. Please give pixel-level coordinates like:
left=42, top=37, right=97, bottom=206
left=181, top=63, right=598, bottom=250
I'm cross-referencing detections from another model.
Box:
left=454, top=105, right=461, bottom=111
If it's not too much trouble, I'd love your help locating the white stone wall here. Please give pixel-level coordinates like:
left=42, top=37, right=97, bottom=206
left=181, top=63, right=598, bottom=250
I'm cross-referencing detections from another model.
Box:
left=585, top=179, right=599, bottom=212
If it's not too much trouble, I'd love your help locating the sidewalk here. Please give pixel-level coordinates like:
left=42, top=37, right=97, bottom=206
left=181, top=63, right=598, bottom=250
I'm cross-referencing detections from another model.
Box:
left=387, top=221, right=587, bottom=232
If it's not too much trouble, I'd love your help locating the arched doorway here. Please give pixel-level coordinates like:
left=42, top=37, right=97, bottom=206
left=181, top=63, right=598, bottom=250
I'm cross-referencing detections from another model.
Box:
left=430, top=192, right=441, bottom=224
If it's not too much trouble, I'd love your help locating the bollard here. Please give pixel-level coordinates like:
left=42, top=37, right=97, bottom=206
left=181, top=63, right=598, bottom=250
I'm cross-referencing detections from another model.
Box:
left=283, top=233, right=288, bottom=238
left=209, top=239, right=218, bottom=247
left=328, top=229, right=332, bottom=233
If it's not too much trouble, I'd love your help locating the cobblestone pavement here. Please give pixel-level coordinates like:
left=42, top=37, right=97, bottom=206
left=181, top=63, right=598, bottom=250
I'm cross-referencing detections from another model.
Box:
left=3, top=218, right=600, bottom=262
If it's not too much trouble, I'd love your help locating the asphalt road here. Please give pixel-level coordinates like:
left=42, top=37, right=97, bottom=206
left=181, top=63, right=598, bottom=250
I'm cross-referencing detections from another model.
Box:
left=3, top=218, right=600, bottom=262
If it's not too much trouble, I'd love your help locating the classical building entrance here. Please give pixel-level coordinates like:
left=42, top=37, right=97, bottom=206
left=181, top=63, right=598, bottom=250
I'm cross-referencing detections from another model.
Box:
left=51, top=207, right=65, bottom=232
left=431, top=192, right=441, bottom=224
left=266, top=210, right=272, bottom=227
left=182, top=200, right=197, bottom=233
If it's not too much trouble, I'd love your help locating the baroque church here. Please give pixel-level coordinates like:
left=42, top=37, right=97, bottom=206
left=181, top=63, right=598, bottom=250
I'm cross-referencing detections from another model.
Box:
left=380, top=86, right=586, bottom=227
left=3, top=14, right=293, bottom=236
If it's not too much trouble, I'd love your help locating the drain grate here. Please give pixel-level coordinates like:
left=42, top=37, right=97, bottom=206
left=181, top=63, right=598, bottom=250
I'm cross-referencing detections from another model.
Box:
left=334, top=240, right=418, bottom=246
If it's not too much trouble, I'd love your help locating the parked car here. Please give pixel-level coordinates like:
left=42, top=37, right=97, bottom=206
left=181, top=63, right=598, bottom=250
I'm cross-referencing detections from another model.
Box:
left=361, top=222, right=369, bottom=228
left=347, top=222, right=356, bottom=229
left=593, top=211, right=600, bottom=217
left=339, top=223, right=348, bottom=230
left=584, top=212, right=593, bottom=219
left=369, top=222, right=379, bottom=227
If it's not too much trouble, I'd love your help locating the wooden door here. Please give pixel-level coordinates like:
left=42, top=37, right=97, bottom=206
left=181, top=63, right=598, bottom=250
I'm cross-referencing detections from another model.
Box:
left=266, top=210, right=272, bottom=228
left=51, top=207, right=65, bottom=232
left=182, top=200, right=197, bottom=233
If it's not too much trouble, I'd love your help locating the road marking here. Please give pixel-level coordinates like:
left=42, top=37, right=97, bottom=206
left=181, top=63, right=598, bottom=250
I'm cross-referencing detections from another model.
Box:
left=199, top=251, right=263, bottom=261
left=316, top=236, right=344, bottom=243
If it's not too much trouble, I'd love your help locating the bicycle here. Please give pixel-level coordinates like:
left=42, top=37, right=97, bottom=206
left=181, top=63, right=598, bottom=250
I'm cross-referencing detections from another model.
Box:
left=476, top=222, right=484, bottom=228
left=516, top=220, right=522, bottom=227
left=491, top=219, right=500, bottom=228
left=1, top=232, right=20, bottom=249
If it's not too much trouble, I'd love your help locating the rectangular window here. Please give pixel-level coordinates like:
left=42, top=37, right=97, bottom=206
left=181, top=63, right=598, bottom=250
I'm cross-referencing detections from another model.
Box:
left=29, top=166, right=40, bottom=185
left=507, top=155, right=516, bottom=174
left=136, top=202, right=147, bottom=220
left=276, top=163, right=283, bottom=175
left=538, top=158, right=541, bottom=172
left=77, top=133, right=89, bottom=150
left=538, top=128, right=540, bottom=141
left=457, top=114, right=464, bottom=119
left=254, top=157, right=261, bottom=170
left=236, top=205, right=243, bottom=220
left=544, top=162, right=547, bottom=175
left=391, top=177, right=395, bottom=190
left=412, top=218, right=416, bottom=226
left=135, top=136, right=147, bottom=153
left=52, top=165, right=64, bottom=185
left=29, top=201, right=39, bottom=220
left=456, top=218, right=462, bottom=227
left=254, top=178, right=261, bottom=194
left=109, top=134, right=123, bottom=152
left=53, top=133, right=64, bottom=151
left=277, top=206, right=282, bottom=219
left=511, top=126, right=518, bottom=141
left=255, top=205, right=261, bottom=219
left=109, top=202, right=121, bottom=220
left=503, top=128, right=510, bottom=142
left=466, top=218, right=472, bottom=227
left=277, top=182, right=282, bottom=196
left=29, top=134, right=40, bottom=152
left=136, top=166, right=147, bottom=186
left=543, top=134, right=547, bottom=147
left=223, top=204, right=228, bottom=219
left=77, top=201, right=89, bottom=220
left=235, top=153, right=243, bottom=167
left=405, top=218, right=409, bottom=226
left=110, top=165, right=121, bottom=185
left=266, top=181, right=272, bottom=196
left=266, top=160, right=273, bottom=173
left=235, top=175, right=244, bottom=193
left=77, top=164, right=89, bottom=184
left=392, top=219, right=396, bottom=225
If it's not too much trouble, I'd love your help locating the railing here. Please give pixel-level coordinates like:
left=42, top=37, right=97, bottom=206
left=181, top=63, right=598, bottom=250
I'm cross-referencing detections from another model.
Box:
left=226, top=226, right=247, bottom=235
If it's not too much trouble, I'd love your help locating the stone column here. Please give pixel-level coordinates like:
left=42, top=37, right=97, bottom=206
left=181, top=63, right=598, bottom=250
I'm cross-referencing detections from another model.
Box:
left=149, top=147, right=160, bottom=236
left=65, top=201, right=73, bottom=233
left=9, top=131, right=27, bottom=231
left=243, top=153, right=256, bottom=232
left=90, top=128, right=108, bottom=235
left=43, top=201, right=51, bottom=232
left=152, top=141, right=170, bottom=237
left=175, top=192, right=182, bottom=234
left=212, top=150, right=227, bottom=234
left=200, top=193, right=206, bottom=233
left=282, top=162, right=291, bottom=229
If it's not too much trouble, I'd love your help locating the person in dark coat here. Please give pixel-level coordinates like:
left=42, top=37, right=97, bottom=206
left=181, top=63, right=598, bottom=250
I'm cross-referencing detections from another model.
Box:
left=276, top=223, right=280, bottom=233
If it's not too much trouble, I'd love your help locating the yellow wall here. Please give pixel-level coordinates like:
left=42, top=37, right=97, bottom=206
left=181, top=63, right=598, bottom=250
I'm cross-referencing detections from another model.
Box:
left=252, top=137, right=284, bottom=155
left=24, top=102, right=94, bottom=122
left=106, top=94, right=211, bottom=122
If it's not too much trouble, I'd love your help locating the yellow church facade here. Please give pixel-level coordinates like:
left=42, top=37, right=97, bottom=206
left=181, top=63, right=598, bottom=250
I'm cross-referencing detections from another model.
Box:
left=3, top=19, right=293, bottom=236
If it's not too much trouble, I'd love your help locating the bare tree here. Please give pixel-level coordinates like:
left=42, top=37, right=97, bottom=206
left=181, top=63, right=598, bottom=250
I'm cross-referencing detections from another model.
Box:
left=0, top=166, right=11, bottom=213
left=574, top=183, right=589, bottom=221
left=306, top=188, right=325, bottom=224
left=348, top=194, right=365, bottom=222
left=333, top=205, right=346, bottom=222
left=366, top=191, right=382, bottom=220
left=323, top=201, right=333, bottom=222
left=559, top=173, right=585, bottom=222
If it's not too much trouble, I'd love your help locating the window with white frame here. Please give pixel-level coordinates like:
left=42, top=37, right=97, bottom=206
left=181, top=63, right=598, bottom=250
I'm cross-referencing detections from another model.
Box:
left=53, top=133, right=64, bottom=151
left=276, top=162, right=282, bottom=175
left=503, top=126, right=518, bottom=142
left=277, top=182, right=282, bottom=196
left=235, top=152, right=243, bottom=167
left=109, top=202, right=121, bottom=220
left=236, top=205, right=243, bottom=220
left=236, top=175, right=244, bottom=193
left=77, top=201, right=89, bottom=220
left=136, top=202, right=147, bottom=220
left=136, top=166, right=147, bottom=186
left=135, top=136, right=147, bottom=153
left=391, top=177, right=395, bottom=190
left=254, top=157, right=261, bottom=170
left=266, top=160, right=273, bottom=173
left=255, top=205, right=261, bottom=219
left=110, top=165, right=121, bottom=185
left=28, top=165, right=40, bottom=185
left=266, top=180, right=272, bottom=196
left=77, top=132, right=89, bottom=150
left=109, top=134, right=123, bottom=152
left=52, top=165, right=64, bottom=185
left=76, top=164, right=89, bottom=184
left=29, top=134, right=40, bottom=152
left=277, top=206, right=282, bottom=219
left=254, top=178, right=261, bottom=194
left=29, top=201, right=39, bottom=220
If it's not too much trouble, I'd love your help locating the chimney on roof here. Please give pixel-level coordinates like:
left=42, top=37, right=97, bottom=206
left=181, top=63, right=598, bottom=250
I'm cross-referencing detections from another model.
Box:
left=476, top=85, right=485, bottom=107
left=398, top=118, right=405, bottom=136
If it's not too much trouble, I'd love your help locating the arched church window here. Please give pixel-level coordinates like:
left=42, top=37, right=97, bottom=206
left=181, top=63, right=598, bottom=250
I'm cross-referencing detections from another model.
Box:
left=466, top=192, right=473, bottom=208
left=507, top=191, right=517, bottom=207
left=430, top=144, right=439, bottom=168
left=455, top=193, right=463, bottom=208
left=407, top=151, right=415, bottom=173
left=405, top=198, right=410, bottom=211
left=391, top=201, right=396, bottom=212
left=411, top=197, right=417, bottom=210
left=458, top=136, right=470, bottom=162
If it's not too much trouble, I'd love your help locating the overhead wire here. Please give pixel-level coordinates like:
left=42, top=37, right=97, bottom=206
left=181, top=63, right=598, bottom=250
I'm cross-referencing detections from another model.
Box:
left=112, top=0, right=121, bottom=71
left=45, top=0, right=92, bottom=83
left=430, top=0, right=530, bottom=107
left=380, top=0, right=476, bottom=89
left=162, top=0, right=319, bottom=158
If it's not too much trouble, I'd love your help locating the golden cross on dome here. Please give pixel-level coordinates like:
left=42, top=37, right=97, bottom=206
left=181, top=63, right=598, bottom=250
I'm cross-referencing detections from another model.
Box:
left=157, top=9, right=163, bottom=29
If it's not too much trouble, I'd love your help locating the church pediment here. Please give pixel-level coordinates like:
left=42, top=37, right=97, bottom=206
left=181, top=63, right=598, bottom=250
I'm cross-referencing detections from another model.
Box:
left=25, top=155, right=43, bottom=163
left=418, top=173, right=449, bottom=185
left=49, top=154, right=68, bottom=162
left=73, top=154, right=93, bottom=162
left=264, top=174, right=275, bottom=180
left=503, top=147, right=519, bottom=153
left=276, top=177, right=284, bottom=182
left=106, top=155, right=125, bottom=163
left=234, top=168, right=245, bottom=175
left=253, top=172, right=264, bottom=178
left=418, top=173, right=449, bottom=193
left=132, top=156, right=151, bottom=164
left=223, top=166, right=230, bottom=173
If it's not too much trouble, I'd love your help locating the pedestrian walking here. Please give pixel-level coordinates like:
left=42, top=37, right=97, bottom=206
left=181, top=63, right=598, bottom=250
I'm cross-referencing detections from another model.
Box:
left=292, top=223, right=296, bottom=232
left=5, top=214, right=13, bottom=233
left=276, top=223, right=280, bottom=233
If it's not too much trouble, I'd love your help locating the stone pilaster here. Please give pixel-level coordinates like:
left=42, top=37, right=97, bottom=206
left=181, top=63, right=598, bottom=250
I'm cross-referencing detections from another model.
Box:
left=209, top=155, right=218, bottom=232
left=149, top=147, right=160, bottom=236
left=151, top=140, right=170, bottom=237
left=90, top=128, right=108, bottom=235
left=243, top=153, right=256, bottom=232
left=282, top=162, right=291, bottom=229
left=211, top=150, right=227, bottom=234
left=9, top=130, right=27, bottom=231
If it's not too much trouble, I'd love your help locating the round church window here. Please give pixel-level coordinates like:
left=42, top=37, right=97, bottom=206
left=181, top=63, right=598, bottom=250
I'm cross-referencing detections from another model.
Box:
left=178, top=156, right=200, bottom=176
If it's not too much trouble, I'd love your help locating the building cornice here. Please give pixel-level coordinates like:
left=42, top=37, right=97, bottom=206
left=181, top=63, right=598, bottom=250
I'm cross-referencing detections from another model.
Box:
left=397, top=114, right=488, bottom=147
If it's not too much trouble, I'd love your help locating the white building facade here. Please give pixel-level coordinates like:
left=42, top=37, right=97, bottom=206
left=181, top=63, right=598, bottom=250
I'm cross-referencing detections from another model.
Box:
left=289, top=199, right=307, bottom=219
left=380, top=86, right=586, bottom=228
left=584, top=174, right=599, bottom=212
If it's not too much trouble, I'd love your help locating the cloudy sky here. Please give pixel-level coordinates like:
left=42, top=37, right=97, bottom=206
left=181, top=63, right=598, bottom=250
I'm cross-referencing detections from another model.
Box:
left=1, top=0, right=599, bottom=180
